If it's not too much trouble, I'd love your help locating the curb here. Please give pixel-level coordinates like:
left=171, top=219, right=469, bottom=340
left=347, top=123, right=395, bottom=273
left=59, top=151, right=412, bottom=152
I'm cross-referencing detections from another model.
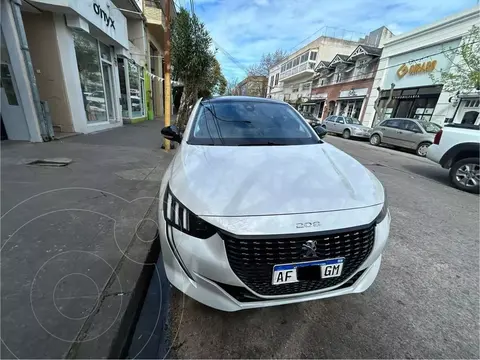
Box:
left=65, top=195, right=161, bottom=359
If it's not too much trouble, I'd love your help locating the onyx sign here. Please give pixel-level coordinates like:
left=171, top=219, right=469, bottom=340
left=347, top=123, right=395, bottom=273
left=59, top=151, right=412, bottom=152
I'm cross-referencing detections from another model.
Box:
left=93, top=3, right=115, bottom=30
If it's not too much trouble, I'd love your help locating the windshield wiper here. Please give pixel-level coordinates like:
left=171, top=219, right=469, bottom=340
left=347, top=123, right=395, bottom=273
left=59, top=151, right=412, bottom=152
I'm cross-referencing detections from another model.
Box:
left=237, top=141, right=287, bottom=146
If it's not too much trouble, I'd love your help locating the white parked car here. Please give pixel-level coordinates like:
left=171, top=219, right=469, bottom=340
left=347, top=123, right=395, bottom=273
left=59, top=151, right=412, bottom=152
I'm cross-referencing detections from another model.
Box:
left=427, top=123, right=480, bottom=193
left=158, top=96, right=391, bottom=311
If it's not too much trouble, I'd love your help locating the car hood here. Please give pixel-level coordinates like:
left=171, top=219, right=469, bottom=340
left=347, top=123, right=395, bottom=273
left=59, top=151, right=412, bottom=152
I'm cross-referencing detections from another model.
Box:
left=169, top=143, right=384, bottom=217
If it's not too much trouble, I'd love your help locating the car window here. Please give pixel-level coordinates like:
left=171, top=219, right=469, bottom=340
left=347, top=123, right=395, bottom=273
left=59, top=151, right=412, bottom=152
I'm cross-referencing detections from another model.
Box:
left=326, top=116, right=336, bottom=122
left=188, top=100, right=319, bottom=146
left=386, top=119, right=402, bottom=129
left=345, top=117, right=361, bottom=125
left=418, top=120, right=442, bottom=133
left=402, top=120, right=422, bottom=132
left=336, top=117, right=345, bottom=124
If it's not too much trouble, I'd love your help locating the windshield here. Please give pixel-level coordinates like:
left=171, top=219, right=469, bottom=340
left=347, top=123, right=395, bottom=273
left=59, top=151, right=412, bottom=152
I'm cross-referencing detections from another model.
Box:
left=418, top=120, right=442, bottom=133
left=345, top=117, right=361, bottom=125
left=188, top=101, right=319, bottom=146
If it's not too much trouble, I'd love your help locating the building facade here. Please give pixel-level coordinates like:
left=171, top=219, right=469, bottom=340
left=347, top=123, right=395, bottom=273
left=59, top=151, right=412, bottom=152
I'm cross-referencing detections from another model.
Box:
left=267, top=35, right=362, bottom=105
left=307, top=27, right=393, bottom=121
left=362, top=7, right=480, bottom=127
left=1, top=0, right=170, bottom=142
left=236, top=76, right=268, bottom=97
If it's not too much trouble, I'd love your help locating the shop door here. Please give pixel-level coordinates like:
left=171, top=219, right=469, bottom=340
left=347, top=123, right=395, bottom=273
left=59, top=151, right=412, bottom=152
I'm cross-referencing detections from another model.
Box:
left=0, top=63, right=29, bottom=140
left=395, top=100, right=413, bottom=118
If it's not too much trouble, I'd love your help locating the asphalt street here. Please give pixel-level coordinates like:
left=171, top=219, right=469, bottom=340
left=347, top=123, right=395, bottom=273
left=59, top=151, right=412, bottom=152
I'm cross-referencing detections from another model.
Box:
left=164, top=135, right=479, bottom=359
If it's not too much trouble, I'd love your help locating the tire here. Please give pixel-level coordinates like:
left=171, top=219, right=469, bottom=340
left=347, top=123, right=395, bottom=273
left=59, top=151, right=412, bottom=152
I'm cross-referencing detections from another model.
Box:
left=416, top=142, right=431, bottom=157
left=342, top=129, right=351, bottom=139
left=449, top=157, right=480, bottom=194
left=370, top=134, right=381, bottom=146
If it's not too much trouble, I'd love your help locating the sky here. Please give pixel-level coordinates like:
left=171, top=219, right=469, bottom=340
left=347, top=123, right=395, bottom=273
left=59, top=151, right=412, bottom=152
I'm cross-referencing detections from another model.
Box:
left=178, top=0, right=478, bottom=81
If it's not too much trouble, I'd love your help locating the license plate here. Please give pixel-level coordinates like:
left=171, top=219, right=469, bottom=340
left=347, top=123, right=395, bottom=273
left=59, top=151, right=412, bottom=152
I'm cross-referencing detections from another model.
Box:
left=272, top=258, right=344, bottom=285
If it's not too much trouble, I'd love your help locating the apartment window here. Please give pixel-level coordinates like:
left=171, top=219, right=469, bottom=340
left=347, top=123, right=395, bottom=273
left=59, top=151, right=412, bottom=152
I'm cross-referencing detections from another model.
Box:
left=292, top=85, right=299, bottom=93
left=293, top=57, right=300, bottom=67
left=354, top=58, right=370, bottom=78
left=286, top=61, right=292, bottom=70
left=281, top=65, right=286, bottom=72
left=334, top=72, right=343, bottom=83
left=300, top=53, right=308, bottom=63
left=270, top=76, right=274, bottom=87
left=274, top=73, right=279, bottom=85
left=302, top=83, right=310, bottom=91
left=310, top=51, right=317, bottom=61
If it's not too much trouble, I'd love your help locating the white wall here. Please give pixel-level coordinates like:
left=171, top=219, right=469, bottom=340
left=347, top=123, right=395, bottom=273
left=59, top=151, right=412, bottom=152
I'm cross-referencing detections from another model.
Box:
left=31, top=0, right=129, bottom=49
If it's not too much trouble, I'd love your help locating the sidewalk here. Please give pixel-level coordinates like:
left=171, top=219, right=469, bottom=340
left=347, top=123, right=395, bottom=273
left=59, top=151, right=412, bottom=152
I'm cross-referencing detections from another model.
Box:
left=1, top=119, right=173, bottom=359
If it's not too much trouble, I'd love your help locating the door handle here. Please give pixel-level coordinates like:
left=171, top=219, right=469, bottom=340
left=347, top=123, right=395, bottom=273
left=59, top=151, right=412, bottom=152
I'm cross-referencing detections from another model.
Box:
left=396, top=131, right=403, bottom=134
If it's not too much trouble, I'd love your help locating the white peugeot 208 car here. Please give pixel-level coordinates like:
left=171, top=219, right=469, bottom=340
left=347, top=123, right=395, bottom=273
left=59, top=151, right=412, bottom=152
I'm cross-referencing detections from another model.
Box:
left=158, top=96, right=390, bottom=312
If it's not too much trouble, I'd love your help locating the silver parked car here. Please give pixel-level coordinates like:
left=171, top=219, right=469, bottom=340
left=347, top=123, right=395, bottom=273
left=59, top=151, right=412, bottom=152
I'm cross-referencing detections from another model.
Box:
left=323, top=115, right=372, bottom=139
left=369, top=118, right=442, bottom=156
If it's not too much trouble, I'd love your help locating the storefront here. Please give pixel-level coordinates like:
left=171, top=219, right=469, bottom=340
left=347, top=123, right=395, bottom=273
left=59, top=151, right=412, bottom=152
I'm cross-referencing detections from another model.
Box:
left=7, top=0, right=132, bottom=137
left=363, top=8, right=480, bottom=127
left=118, top=58, right=147, bottom=122
left=376, top=85, right=443, bottom=121
left=335, top=88, right=369, bottom=119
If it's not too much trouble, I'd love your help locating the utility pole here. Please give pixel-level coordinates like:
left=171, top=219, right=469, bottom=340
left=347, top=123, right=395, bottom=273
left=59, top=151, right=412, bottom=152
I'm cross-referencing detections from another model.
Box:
left=163, top=0, right=172, bottom=151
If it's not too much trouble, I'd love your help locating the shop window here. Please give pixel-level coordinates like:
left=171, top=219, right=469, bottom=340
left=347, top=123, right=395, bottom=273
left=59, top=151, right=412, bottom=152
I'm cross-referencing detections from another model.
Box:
left=129, top=62, right=146, bottom=118
left=73, top=30, right=109, bottom=123
left=118, top=58, right=129, bottom=117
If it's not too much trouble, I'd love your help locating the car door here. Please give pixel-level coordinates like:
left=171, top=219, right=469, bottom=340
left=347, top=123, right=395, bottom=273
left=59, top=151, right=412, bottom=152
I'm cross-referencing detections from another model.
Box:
left=334, top=116, right=346, bottom=134
left=379, top=119, right=402, bottom=146
left=396, top=120, right=423, bottom=149
left=324, top=116, right=337, bottom=131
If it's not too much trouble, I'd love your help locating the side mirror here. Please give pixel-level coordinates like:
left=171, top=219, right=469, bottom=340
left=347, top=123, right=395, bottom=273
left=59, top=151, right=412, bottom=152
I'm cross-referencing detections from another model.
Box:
left=314, top=125, right=327, bottom=139
left=161, top=125, right=182, bottom=143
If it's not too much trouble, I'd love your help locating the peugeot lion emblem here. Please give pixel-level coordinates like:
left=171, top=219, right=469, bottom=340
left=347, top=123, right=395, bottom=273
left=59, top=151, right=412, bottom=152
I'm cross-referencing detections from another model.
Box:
left=302, top=240, right=317, bottom=258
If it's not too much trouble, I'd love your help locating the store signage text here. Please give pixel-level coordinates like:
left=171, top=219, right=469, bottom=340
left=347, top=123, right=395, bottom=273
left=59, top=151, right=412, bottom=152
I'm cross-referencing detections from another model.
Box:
left=396, top=60, right=437, bottom=79
left=93, top=3, right=115, bottom=30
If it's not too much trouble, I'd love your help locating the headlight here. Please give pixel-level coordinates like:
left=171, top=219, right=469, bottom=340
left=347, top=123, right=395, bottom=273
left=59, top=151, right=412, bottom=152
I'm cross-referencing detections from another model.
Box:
left=163, top=185, right=217, bottom=239
left=375, top=188, right=388, bottom=224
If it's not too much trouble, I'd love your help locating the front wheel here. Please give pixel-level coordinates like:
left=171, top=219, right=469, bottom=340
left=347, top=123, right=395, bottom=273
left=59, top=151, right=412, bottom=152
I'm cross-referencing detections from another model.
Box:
left=416, top=142, right=431, bottom=157
left=370, top=134, right=381, bottom=146
left=342, top=129, right=351, bottom=139
left=449, top=157, right=479, bottom=193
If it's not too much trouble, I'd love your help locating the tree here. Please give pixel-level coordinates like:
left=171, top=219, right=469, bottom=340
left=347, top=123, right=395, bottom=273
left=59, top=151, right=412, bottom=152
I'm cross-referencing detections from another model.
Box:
left=225, top=78, right=239, bottom=95
left=430, top=25, right=480, bottom=93
left=373, top=83, right=395, bottom=125
left=247, top=49, right=288, bottom=77
left=198, top=58, right=227, bottom=98
left=171, top=8, right=215, bottom=128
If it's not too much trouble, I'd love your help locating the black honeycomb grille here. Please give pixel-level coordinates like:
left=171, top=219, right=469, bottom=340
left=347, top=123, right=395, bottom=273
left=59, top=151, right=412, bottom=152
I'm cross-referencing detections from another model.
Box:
left=221, top=224, right=375, bottom=296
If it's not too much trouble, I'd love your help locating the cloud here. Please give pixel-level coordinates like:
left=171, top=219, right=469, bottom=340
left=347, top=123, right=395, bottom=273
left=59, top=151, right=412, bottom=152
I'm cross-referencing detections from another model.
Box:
left=192, top=0, right=477, bottom=80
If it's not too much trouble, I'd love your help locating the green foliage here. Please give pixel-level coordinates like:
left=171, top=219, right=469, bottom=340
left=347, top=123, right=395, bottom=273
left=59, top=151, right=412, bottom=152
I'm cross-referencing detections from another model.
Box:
left=430, top=25, right=480, bottom=93
left=171, top=8, right=214, bottom=86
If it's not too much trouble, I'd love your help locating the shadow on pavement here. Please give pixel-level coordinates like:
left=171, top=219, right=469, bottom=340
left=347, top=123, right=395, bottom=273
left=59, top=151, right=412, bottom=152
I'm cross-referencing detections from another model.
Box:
left=401, top=164, right=451, bottom=187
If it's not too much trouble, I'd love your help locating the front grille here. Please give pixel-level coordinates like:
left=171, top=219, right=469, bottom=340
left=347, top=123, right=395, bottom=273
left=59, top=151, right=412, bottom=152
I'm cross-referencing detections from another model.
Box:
left=214, top=269, right=366, bottom=303
left=221, top=224, right=375, bottom=296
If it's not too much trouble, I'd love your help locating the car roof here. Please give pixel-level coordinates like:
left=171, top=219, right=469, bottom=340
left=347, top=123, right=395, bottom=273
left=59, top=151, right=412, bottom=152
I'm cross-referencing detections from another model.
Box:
left=202, top=96, right=286, bottom=105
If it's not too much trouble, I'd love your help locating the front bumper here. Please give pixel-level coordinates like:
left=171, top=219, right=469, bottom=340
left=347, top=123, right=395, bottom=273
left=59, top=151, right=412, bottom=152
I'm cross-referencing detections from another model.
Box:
left=159, top=208, right=391, bottom=312
left=352, top=131, right=371, bottom=138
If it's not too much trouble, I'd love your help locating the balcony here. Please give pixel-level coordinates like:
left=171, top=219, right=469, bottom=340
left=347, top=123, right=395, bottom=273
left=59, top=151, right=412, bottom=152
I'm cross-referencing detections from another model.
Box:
left=279, top=61, right=316, bottom=82
left=145, top=0, right=166, bottom=45
left=145, top=0, right=166, bottom=26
